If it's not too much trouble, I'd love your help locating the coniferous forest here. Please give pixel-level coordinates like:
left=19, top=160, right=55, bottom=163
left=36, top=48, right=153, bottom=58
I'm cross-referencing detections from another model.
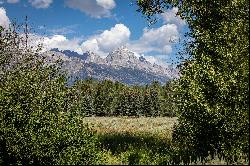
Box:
left=69, top=79, right=177, bottom=117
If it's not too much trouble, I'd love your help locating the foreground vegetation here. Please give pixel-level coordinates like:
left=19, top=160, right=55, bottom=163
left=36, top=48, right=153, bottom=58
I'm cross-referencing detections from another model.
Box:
left=0, top=0, right=249, bottom=164
left=85, top=117, right=248, bottom=165
left=137, top=0, right=249, bottom=163
left=87, top=117, right=176, bottom=165
left=0, top=25, right=100, bottom=164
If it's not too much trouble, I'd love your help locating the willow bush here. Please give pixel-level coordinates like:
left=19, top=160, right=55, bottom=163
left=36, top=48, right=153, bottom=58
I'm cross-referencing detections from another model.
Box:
left=0, top=24, right=99, bottom=165
left=136, top=0, right=249, bottom=164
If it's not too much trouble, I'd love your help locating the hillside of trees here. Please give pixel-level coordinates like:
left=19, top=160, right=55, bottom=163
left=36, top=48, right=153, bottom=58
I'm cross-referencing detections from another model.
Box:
left=69, top=79, right=177, bottom=117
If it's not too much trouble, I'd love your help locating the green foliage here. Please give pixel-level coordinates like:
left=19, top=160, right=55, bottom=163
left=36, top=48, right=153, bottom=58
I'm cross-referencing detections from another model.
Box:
left=71, top=79, right=178, bottom=117
left=97, top=131, right=173, bottom=165
left=0, top=24, right=99, bottom=164
left=136, top=0, right=249, bottom=163
left=86, top=117, right=246, bottom=165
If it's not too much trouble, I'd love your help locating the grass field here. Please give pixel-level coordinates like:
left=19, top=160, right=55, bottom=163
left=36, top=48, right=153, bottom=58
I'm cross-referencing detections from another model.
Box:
left=83, top=117, right=178, bottom=138
left=83, top=117, right=177, bottom=165
left=82, top=117, right=248, bottom=165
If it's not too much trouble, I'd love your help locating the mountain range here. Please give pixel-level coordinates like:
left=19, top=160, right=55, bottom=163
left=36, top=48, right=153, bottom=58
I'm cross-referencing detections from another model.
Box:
left=45, top=47, right=179, bottom=85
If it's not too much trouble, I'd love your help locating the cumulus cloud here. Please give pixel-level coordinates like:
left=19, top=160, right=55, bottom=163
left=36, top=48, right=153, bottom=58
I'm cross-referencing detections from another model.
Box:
left=96, top=24, right=130, bottom=51
left=78, top=23, right=179, bottom=66
left=128, top=24, right=179, bottom=54
left=33, top=23, right=179, bottom=67
left=78, top=23, right=179, bottom=61
left=28, top=22, right=179, bottom=66
left=18, top=34, right=78, bottom=53
left=42, top=35, right=83, bottom=54
left=161, top=7, right=186, bottom=28
left=28, top=0, right=53, bottom=9
left=27, top=23, right=129, bottom=57
left=65, top=0, right=116, bottom=18
left=27, top=33, right=169, bottom=67
left=0, top=7, right=10, bottom=29
left=96, top=0, right=115, bottom=9
left=81, top=24, right=130, bottom=56
left=81, top=38, right=100, bottom=53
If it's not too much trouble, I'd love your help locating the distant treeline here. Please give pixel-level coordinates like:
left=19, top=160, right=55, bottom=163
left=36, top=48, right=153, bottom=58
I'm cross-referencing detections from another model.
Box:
left=68, top=79, right=178, bottom=117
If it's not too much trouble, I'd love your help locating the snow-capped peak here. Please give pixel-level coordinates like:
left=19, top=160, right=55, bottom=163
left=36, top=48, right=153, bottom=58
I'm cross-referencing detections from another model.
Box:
left=48, top=47, right=179, bottom=80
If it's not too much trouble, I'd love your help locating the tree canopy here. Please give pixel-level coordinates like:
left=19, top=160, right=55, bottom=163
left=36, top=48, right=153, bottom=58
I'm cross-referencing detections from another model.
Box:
left=0, top=24, right=99, bottom=165
left=136, top=0, right=249, bottom=163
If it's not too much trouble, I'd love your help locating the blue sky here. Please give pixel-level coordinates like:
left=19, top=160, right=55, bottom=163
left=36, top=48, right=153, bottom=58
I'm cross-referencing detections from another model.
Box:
left=0, top=0, right=188, bottom=66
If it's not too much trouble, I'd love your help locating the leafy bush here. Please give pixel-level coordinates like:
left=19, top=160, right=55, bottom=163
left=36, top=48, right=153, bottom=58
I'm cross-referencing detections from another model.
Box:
left=136, top=0, right=249, bottom=163
left=172, top=0, right=249, bottom=162
left=0, top=24, right=99, bottom=164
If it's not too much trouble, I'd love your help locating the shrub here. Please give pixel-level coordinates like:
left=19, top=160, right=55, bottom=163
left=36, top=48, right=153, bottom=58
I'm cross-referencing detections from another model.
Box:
left=136, top=0, right=249, bottom=163
left=0, top=23, right=99, bottom=164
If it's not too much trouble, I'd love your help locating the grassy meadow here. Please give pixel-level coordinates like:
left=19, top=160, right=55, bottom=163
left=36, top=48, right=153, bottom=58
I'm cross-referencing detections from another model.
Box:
left=83, top=117, right=177, bottom=137
left=82, top=117, right=248, bottom=165
left=83, top=117, right=176, bottom=165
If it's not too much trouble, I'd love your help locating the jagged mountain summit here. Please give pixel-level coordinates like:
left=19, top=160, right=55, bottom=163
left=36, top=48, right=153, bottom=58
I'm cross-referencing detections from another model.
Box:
left=45, top=47, right=179, bottom=85
left=106, top=46, right=139, bottom=67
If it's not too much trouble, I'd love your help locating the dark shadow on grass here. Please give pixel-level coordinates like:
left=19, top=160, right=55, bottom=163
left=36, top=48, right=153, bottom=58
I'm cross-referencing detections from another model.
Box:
left=97, top=132, right=172, bottom=155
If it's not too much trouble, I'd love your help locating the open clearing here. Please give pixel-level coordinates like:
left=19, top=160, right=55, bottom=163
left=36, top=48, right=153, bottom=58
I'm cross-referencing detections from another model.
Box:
left=82, top=117, right=178, bottom=164
left=83, top=117, right=178, bottom=140
left=82, top=117, right=244, bottom=165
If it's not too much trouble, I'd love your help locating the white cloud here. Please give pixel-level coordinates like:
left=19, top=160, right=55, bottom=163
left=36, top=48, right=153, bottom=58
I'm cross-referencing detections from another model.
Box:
left=143, top=56, right=159, bottom=65
left=96, top=0, right=115, bottom=9
left=65, top=0, right=116, bottom=18
left=79, top=23, right=178, bottom=59
left=0, top=7, right=10, bottom=29
left=81, top=38, right=99, bottom=53
left=141, top=24, right=178, bottom=46
left=28, top=0, right=53, bottom=9
left=28, top=23, right=179, bottom=68
left=7, top=0, right=19, bottom=3
left=26, top=33, right=169, bottom=67
left=78, top=23, right=179, bottom=65
left=163, top=45, right=172, bottom=54
left=27, top=27, right=131, bottom=57
left=96, top=24, right=130, bottom=52
left=161, top=7, right=186, bottom=28
left=48, top=24, right=78, bottom=35
left=128, top=24, right=179, bottom=54
left=142, top=55, right=168, bottom=67
left=81, top=23, right=130, bottom=56
left=41, top=35, right=83, bottom=54
left=27, top=22, right=179, bottom=67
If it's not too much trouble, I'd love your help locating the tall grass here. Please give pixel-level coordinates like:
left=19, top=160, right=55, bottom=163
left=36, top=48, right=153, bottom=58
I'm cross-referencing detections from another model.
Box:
left=83, top=117, right=249, bottom=165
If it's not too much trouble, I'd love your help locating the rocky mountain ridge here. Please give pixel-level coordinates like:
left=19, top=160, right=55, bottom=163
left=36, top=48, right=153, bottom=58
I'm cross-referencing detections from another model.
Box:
left=46, top=47, right=179, bottom=85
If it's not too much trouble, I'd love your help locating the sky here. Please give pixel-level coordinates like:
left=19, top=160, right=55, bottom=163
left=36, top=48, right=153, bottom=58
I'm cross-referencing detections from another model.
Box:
left=0, top=0, right=188, bottom=66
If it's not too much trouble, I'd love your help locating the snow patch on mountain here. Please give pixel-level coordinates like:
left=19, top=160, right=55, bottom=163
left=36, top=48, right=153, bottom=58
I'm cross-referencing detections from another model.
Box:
left=45, top=46, right=179, bottom=85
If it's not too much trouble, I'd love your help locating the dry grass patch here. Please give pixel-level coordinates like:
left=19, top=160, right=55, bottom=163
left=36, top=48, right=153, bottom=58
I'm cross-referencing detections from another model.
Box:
left=83, top=116, right=178, bottom=139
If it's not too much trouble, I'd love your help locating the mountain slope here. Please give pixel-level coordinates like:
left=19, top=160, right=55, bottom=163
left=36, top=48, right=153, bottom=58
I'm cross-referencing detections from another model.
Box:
left=45, top=47, right=178, bottom=85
